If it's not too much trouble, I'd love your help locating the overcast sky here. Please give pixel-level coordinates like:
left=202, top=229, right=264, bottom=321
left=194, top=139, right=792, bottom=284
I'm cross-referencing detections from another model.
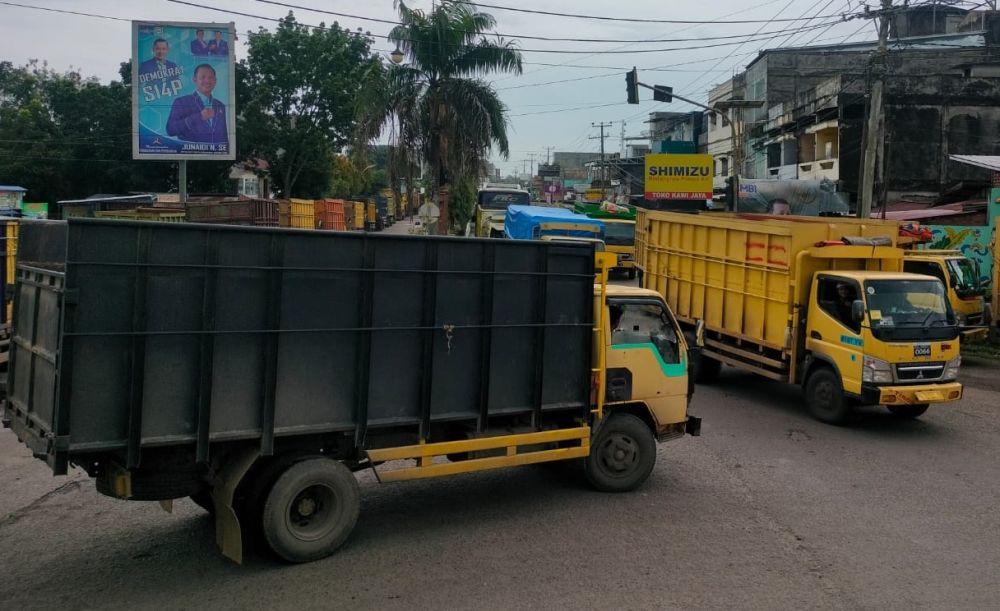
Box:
left=0, top=0, right=876, bottom=177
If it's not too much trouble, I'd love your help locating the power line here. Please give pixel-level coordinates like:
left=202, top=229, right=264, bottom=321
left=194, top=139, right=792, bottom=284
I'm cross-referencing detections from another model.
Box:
left=0, top=1, right=129, bottom=21
left=440, top=0, right=850, bottom=24
left=255, top=0, right=851, bottom=44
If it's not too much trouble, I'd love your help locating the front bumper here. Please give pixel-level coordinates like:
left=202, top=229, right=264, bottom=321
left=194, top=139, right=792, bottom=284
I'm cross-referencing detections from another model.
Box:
left=860, top=382, right=963, bottom=406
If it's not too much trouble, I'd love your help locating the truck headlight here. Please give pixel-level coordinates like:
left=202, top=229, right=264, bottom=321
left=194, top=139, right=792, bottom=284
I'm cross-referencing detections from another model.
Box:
left=955, top=312, right=967, bottom=325
left=943, top=355, right=961, bottom=381
left=863, top=356, right=893, bottom=384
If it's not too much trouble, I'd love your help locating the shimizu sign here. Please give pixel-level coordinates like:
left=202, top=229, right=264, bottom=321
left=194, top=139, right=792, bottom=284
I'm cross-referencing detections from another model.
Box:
left=644, top=154, right=713, bottom=200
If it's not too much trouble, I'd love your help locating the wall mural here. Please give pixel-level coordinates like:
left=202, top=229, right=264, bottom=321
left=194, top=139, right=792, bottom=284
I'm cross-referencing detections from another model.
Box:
left=921, top=224, right=994, bottom=287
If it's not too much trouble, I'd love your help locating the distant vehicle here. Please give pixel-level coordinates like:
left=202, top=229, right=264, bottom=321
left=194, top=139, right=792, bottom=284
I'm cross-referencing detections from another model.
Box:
left=475, top=186, right=530, bottom=237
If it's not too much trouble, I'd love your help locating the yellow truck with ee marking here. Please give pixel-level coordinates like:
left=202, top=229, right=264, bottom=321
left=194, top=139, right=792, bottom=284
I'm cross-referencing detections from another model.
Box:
left=636, top=211, right=963, bottom=424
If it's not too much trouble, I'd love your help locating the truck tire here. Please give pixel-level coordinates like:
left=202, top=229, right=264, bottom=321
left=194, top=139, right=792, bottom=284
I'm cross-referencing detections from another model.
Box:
left=585, top=413, right=656, bottom=492
left=805, top=367, right=852, bottom=425
left=887, top=404, right=929, bottom=419
left=262, top=458, right=360, bottom=563
left=696, top=356, right=722, bottom=384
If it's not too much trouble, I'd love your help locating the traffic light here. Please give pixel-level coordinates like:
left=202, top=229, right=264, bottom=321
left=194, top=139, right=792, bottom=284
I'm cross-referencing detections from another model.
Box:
left=653, top=85, right=673, bottom=103
left=626, top=67, right=639, bottom=104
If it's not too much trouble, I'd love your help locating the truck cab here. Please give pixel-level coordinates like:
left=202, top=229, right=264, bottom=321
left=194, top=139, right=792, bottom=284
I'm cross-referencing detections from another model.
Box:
left=600, top=284, right=696, bottom=441
left=803, top=271, right=963, bottom=422
left=574, top=202, right=637, bottom=279
left=602, top=219, right=637, bottom=279
left=475, top=187, right=530, bottom=237
left=902, top=251, right=986, bottom=340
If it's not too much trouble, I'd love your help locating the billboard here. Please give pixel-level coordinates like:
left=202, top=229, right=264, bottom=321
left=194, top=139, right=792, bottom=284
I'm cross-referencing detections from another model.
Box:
left=132, top=21, right=236, bottom=160
left=644, top=154, right=712, bottom=200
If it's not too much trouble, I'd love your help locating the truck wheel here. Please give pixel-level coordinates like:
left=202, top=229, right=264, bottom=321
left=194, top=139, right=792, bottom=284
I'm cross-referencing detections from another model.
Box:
left=262, top=458, right=360, bottom=563
left=887, top=404, right=929, bottom=419
left=696, top=356, right=721, bottom=384
left=585, top=413, right=656, bottom=492
left=805, top=367, right=852, bottom=425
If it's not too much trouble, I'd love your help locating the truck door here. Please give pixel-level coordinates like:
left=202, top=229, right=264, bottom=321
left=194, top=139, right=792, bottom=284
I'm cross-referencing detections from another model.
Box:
left=806, top=276, right=864, bottom=394
left=605, top=299, right=688, bottom=429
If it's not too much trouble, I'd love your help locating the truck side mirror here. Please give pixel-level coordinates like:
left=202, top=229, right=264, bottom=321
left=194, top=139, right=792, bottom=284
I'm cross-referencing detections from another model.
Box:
left=694, top=319, right=706, bottom=348
left=851, top=299, right=865, bottom=323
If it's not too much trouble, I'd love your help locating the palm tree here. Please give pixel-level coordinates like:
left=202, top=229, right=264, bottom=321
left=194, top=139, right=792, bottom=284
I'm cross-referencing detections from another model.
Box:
left=357, top=1, right=522, bottom=233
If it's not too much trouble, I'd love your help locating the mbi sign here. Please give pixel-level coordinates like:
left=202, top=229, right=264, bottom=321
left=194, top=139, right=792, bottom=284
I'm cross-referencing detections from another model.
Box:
left=644, top=154, right=712, bottom=200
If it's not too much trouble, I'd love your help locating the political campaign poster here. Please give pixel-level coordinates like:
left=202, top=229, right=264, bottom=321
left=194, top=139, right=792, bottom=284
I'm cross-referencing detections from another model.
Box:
left=132, top=21, right=236, bottom=160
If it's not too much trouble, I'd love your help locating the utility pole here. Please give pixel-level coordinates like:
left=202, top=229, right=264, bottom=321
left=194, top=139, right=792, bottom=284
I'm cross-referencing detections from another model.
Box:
left=543, top=146, right=555, bottom=164
left=527, top=152, right=537, bottom=178
left=590, top=121, right=612, bottom=188
left=859, top=0, right=891, bottom=218
left=620, top=122, right=627, bottom=157
left=590, top=122, right=612, bottom=162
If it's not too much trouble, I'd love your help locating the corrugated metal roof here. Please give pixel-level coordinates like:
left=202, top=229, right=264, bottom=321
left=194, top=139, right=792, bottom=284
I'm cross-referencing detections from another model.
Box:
left=949, top=154, right=1000, bottom=172
left=0, top=185, right=27, bottom=191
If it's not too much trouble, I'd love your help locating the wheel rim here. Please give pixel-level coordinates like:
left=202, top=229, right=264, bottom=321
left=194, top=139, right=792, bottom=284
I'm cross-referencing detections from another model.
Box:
left=597, top=432, right=639, bottom=477
left=284, top=483, right=338, bottom=542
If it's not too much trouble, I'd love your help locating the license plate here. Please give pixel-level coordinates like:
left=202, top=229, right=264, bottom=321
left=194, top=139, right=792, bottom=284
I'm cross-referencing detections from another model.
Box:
left=913, top=344, right=931, bottom=357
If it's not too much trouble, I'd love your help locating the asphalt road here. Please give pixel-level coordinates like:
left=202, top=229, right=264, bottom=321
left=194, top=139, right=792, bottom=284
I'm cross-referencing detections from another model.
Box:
left=2, top=354, right=999, bottom=610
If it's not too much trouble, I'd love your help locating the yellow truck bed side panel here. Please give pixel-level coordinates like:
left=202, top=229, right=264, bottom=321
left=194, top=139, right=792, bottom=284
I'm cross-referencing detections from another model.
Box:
left=638, top=210, right=904, bottom=351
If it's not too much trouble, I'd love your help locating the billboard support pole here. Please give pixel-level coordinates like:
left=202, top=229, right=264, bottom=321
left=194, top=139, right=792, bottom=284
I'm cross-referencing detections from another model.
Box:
left=179, top=160, right=188, bottom=204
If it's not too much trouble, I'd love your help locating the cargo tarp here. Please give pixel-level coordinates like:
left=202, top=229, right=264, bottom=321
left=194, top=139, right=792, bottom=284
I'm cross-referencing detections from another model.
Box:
left=505, top=205, right=605, bottom=240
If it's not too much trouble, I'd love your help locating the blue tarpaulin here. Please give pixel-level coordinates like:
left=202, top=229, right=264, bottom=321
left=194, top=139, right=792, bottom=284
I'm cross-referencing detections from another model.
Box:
left=504, top=205, right=605, bottom=240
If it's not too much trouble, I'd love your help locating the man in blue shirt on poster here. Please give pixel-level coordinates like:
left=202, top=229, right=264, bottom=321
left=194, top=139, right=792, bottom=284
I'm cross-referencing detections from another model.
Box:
left=137, top=38, right=178, bottom=80
left=210, top=30, right=229, bottom=56
left=191, top=29, right=210, bottom=55
left=166, top=64, right=228, bottom=145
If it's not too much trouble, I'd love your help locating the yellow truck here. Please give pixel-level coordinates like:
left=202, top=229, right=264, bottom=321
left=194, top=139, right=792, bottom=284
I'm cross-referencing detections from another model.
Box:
left=575, top=202, right=637, bottom=279
left=901, top=250, right=987, bottom=341
left=475, top=185, right=530, bottom=237
left=637, top=211, right=963, bottom=424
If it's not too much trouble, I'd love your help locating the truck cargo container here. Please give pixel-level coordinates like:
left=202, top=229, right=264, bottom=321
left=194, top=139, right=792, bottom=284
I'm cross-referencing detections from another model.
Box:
left=186, top=197, right=279, bottom=227
left=637, top=210, right=963, bottom=424
left=3, top=219, right=699, bottom=564
left=505, top=205, right=605, bottom=245
left=278, top=199, right=315, bottom=229
left=315, top=199, right=346, bottom=231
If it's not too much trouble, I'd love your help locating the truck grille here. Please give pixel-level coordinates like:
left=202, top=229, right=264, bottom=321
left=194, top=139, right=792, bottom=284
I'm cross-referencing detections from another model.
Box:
left=895, top=362, right=945, bottom=382
left=966, top=313, right=983, bottom=326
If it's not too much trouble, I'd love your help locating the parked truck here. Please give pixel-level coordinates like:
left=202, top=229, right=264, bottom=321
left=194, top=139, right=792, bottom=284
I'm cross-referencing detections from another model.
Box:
left=3, top=219, right=700, bottom=564
left=636, top=210, right=963, bottom=424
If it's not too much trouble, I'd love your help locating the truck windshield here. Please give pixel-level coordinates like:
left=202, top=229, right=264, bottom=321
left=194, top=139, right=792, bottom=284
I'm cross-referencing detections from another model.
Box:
left=604, top=222, right=635, bottom=246
left=946, top=258, right=983, bottom=298
left=478, top=191, right=529, bottom=210
left=865, top=279, right=958, bottom=341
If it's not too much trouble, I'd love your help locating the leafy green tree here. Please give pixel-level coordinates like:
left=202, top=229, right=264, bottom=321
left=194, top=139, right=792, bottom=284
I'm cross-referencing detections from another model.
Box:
left=240, top=14, right=379, bottom=197
left=357, top=1, right=521, bottom=233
